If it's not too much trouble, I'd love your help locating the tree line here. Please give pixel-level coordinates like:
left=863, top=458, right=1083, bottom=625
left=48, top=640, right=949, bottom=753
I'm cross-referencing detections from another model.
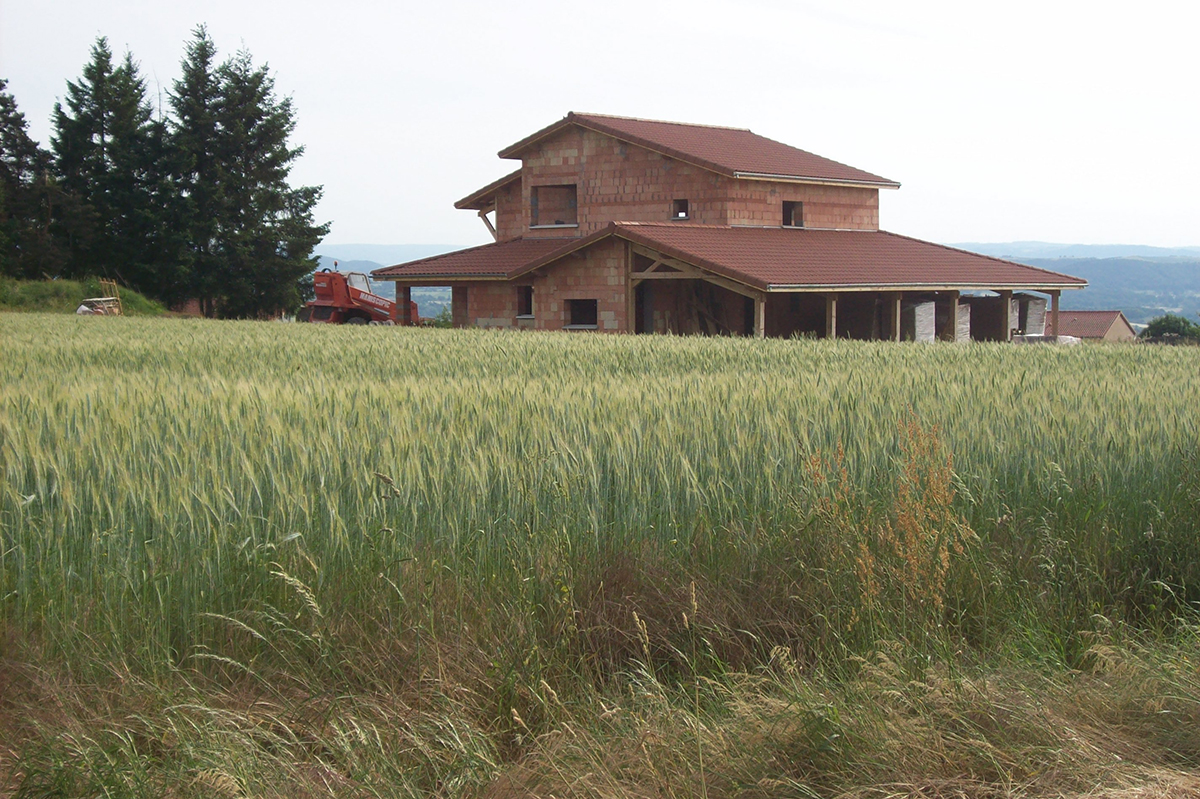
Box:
left=0, top=27, right=327, bottom=317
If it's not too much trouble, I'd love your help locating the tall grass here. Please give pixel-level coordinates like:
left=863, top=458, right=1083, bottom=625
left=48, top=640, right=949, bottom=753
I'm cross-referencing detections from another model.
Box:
left=1, top=313, right=1198, bottom=796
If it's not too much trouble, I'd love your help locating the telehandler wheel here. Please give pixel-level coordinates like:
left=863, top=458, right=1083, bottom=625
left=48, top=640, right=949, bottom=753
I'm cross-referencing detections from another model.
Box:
left=344, top=316, right=368, bottom=325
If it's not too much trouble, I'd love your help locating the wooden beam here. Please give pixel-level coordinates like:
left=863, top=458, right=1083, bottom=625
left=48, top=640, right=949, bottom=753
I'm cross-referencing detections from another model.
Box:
left=826, top=293, right=838, bottom=339
left=1049, top=289, right=1060, bottom=338
left=478, top=209, right=497, bottom=241
left=631, top=271, right=704, bottom=280
left=629, top=243, right=764, bottom=300
left=891, top=292, right=902, bottom=341
left=754, top=294, right=765, bottom=338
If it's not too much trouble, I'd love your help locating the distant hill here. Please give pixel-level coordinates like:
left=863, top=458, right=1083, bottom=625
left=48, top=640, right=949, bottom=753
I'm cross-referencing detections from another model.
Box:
left=315, top=243, right=461, bottom=265
left=951, top=241, right=1200, bottom=260
left=1017, top=257, right=1200, bottom=326
left=950, top=243, right=1200, bottom=327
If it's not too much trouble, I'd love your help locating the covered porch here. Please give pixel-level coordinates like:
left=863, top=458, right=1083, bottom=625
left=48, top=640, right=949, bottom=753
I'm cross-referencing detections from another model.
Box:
left=629, top=244, right=1066, bottom=341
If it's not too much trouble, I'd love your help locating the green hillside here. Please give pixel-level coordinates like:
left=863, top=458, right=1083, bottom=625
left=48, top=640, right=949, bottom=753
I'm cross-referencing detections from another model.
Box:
left=0, top=276, right=166, bottom=316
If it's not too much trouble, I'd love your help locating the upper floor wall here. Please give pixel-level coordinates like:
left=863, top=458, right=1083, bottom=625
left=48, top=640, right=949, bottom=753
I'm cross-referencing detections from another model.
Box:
left=490, top=126, right=880, bottom=240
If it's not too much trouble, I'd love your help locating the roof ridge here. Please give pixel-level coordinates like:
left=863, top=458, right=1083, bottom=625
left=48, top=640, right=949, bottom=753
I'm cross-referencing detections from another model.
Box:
left=570, top=111, right=751, bottom=133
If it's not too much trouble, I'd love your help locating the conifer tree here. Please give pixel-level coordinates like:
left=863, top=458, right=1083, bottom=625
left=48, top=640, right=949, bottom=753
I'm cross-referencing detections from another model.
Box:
left=170, top=30, right=327, bottom=318
left=0, top=79, right=88, bottom=279
left=51, top=39, right=184, bottom=300
left=209, top=48, right=327, bottom=318
left=169, top=26, right=223, bottom=315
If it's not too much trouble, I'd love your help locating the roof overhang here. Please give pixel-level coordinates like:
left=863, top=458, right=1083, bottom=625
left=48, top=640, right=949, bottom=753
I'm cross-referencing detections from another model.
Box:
left=454, top=168, right=522, bottom=210
left=733, top=171, right=900, bottom=190
left=764, top=282, right=1087, bottom=292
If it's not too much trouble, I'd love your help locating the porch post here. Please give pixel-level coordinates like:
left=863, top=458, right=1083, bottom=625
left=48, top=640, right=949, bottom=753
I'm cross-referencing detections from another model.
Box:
left=1049, top=290, right=1060, bottom=338
left=998, top=289, right=1013, bottom=341
left=754, top=294, right=766, bottom=338
left=891, top=293, right=902, bottom=341
left=625, top=241, right=636, bottom=333
left=825, top=293, right=838, bottom=339
left=395, top=286, right=413, bottom=326
left=945, top=290, right=960, bottom=342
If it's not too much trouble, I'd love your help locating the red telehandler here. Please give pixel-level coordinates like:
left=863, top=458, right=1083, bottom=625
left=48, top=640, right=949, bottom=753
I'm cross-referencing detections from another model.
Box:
left=298, top=269, right=419, bottom=325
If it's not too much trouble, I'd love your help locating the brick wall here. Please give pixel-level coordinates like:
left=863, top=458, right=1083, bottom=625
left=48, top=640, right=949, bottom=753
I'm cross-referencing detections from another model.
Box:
left=451, top=238, right=630, bottom=332
left=533, top=238, right=628, bottom=331
left=500, top=127, right=880, bottom=236
left=727, top=182, right=879, bottom=229
left=519, top=128, right=731, bottom=237
left=494, top=182, right=523, bottom=242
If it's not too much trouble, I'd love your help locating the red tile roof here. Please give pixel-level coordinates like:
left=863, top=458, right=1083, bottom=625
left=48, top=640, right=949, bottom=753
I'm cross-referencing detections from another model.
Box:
left=1053, top=310, right=1134, bottom=339
left=372, top=237, right=570, bottom=280
left=375, top=224, right=1087, bottom=292
left=578, top=223, right=1087, bottom=292
left=499, top=112, right=900, bottom=188
left=454, top=169, right=521, bottom=210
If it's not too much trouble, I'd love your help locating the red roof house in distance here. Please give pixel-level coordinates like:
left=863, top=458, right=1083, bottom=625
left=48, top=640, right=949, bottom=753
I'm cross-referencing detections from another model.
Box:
left=374, top=112, right=1086, bottom=340
left=1053, top=310, right=1137, bottom=342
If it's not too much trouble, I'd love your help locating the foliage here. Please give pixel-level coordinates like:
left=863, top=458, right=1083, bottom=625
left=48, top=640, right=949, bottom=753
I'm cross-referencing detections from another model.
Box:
left=2, top=320, right=1200, bottom=794
left=170, top=27, right=327, bottom=318
left=431, top=304, right=453, bottom=327
left=1141, top=312, right=1200, bottom=342
left=0, top=275, right=165, bottom=315
left=51, top=39, right=185, bottom=301
left=0, top=79, right=79, bottom=280
left=1, top=31, right=325, bottom=317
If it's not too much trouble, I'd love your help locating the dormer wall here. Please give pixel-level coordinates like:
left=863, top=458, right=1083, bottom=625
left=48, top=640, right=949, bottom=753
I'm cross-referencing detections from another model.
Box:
left=488, top=126, right=881, bottom=239
left=726, top=182, right=879, bottom=229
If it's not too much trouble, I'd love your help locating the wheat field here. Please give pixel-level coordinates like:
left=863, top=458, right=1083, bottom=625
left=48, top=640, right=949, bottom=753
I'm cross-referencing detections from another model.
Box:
left=2, top=313, right=1199, bottom=798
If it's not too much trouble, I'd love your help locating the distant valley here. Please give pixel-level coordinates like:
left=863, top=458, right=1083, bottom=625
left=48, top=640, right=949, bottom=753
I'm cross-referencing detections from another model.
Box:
left=952, top=243, right=1200, bottom=326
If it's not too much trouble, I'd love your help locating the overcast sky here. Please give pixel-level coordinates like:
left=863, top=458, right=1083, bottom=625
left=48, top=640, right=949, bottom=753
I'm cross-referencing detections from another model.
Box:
left=3, top=0, right=1197, bottom=249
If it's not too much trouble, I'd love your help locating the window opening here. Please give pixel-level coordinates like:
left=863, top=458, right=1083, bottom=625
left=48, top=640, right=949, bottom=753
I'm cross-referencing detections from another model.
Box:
left=783, top=201, right=804, bottom=228
left=531, top=185, right=577, bottom=226
left=671, top=199, right=690, bottom=220
left=517, top=285, right=534, bottom=317
left=567, top=299, right=598, bottom=328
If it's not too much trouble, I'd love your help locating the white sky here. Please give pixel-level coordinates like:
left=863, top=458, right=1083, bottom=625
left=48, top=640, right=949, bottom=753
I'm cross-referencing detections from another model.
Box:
left=3, top=0, right=1198, bottom=249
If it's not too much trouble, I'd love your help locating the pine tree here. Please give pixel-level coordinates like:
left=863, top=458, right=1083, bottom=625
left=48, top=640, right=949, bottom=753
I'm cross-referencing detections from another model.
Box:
left=169, top=26, right=223, bottom=315
left=51, top=39, right=183, bottom=299
left=208, top=48, right=328, bottom=318
left=0, top=79, right=78, bottom=278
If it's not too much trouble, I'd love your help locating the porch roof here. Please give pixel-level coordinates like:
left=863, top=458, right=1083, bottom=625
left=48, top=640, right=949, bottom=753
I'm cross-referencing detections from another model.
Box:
left=373, top=223, right=1088, bottom=292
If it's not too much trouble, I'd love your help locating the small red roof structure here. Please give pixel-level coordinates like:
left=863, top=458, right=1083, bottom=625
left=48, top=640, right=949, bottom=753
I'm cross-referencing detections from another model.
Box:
left=1053, top=310, right=1137, bottom=341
